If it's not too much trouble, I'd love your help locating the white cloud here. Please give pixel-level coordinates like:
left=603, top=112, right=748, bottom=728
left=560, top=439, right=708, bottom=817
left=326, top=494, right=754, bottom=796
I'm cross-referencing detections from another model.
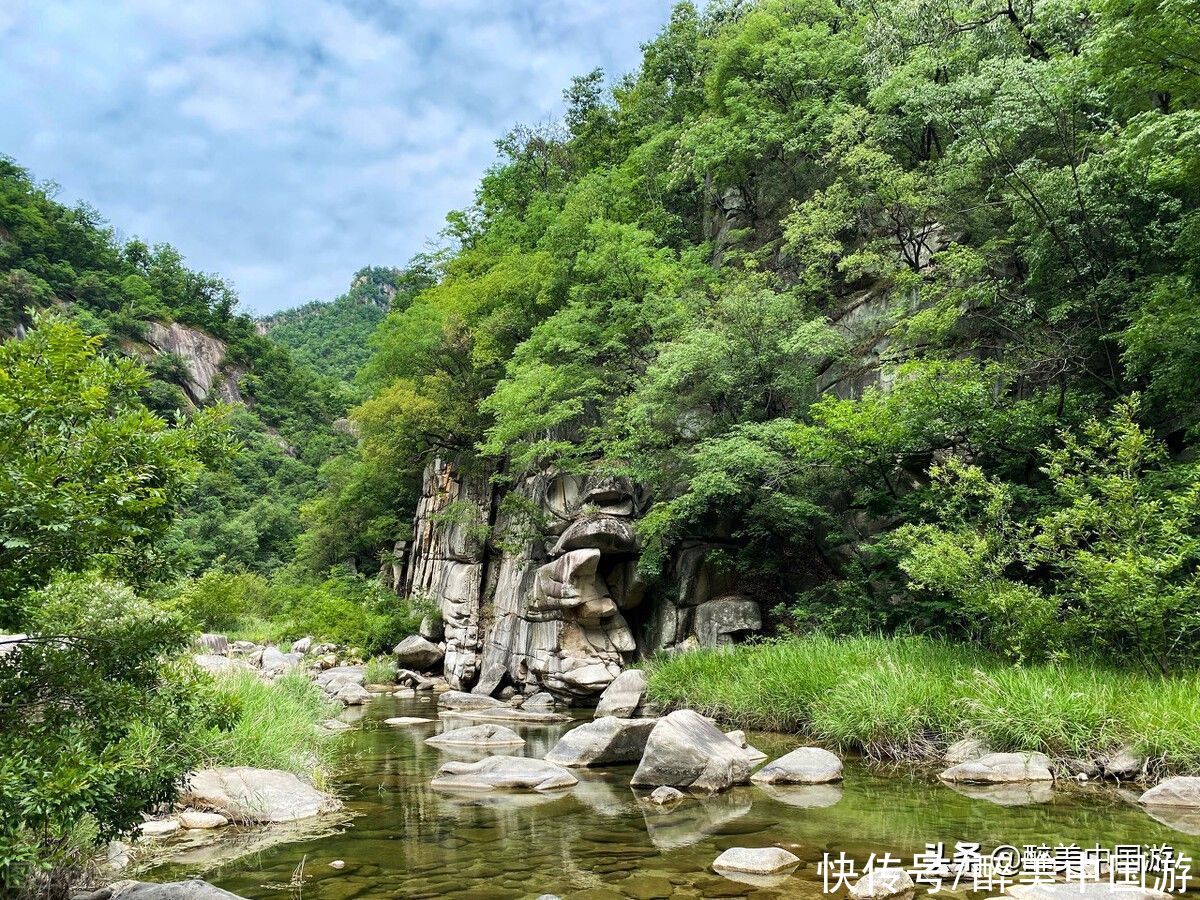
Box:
left=0, top=0, right=678, bottom=313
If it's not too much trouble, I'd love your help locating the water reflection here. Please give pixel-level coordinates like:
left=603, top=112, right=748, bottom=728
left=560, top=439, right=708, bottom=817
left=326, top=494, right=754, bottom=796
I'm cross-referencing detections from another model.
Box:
left=143, top=696, right=1200, bottom=899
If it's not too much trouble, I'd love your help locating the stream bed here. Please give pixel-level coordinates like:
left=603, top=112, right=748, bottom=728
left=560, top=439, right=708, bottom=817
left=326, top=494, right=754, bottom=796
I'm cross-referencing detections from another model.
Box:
left=145, top=696, right=1199, bottom=899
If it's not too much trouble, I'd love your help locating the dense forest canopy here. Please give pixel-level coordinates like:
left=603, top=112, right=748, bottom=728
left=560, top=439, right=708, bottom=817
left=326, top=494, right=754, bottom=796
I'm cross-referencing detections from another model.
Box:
left=301, top=0, right=1200, bottom=670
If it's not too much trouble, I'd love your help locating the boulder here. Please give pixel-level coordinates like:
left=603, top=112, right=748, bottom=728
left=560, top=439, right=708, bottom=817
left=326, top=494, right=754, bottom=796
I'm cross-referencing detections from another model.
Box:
left=944, top=738, right=987, bottom=765
left=647, top=785, right=685, bottom=806
left=192, top=654, right=250, bottom=676
left=438, top=690, right=504, bottom=710
left=229, top=640, right=258, bottom=656
left=259, top=646, right=289, bottom=671
left=630, top=710, right=751, bottom=793
left=850, top=868, right=915, bottom=900
left=419, top=615, right=445, bottom=642
left=1099, top=747, right=1142, bottom=779
left=523, top=691, right=556, bottom=709
left=751, top=747, right=843, bottom=785
left=290, top=636, right=313, bottom=655
left=545, top=717, right=658, bottom=767
left=315, top=665, right=365, bottom=687
left=726, top=730, right=768, bottom=765
left=594, top=669, right=649, bottom=718
left=196, top=634, right=228, bottom=655
left=333, top=682, right=372, bottom=705
left=693, top=596, right=762, bottom=648
left=712, top=847, right=801, bottom=876
left=393, top=635, right=444, bottom=670
left=425, top=724, right=525, bottom=747
left=137, top=819, right=179, bottom=838
left=105, top=881, right=249, bottom=900
left=1007, top=885, right=1169, bottom=900
left=439, top=707, right=571, bottom=725
left=1140, top=776, right=1200, bottom=807
left=431, top=756, right=578, bottom=792
left=182, top=767, right=339, bottom=823
left=178, top=811, right=228, bottom=829
left=939, top=752, right=1053, bottom=784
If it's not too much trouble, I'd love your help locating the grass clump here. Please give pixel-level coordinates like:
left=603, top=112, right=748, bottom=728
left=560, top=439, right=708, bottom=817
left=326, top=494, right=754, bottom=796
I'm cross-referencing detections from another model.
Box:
left=194, top=670, right=342, bottom=785
left=646, top=634, right=1200, bottom=773
left=364, top=655, right=397, bottom=684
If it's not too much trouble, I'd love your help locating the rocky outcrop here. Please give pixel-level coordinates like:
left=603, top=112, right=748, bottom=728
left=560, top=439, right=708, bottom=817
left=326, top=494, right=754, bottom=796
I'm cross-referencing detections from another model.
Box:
left=396, top=458, right=766, bottom=703
left=98, top=881, right=248, bottom=900
left=144, top=321, right=239, bottom=405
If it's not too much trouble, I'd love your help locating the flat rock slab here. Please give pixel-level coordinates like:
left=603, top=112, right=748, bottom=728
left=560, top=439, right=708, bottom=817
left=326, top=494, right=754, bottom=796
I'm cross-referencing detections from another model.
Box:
left=425, top=724, right=526, bottom=747
left=439, top=707, right=571, bottom=724
left=594, top=669, right=648, bottom=718
left=631, top=709, right=751, bottom=793
left=137, top=819, right=180, bottom=838
left=1008, top=884, right=1170, bottom=900
left=437, top=690, right=505, bottom=710
left=107, top=881, right=249, bottom=900
left=178, top=811, right=228, bottom=829
left=939, top=752, right=1053, bottom=784
left=545, top=716, right=657, bottom=767
left=851, top=868, right=915, bottom=900
left=1140, top=775, right=1200, bottom=807
left=712, top=847, right=801, bottom=875
left=182, top=767, right=339, bottom=823
left=431, top=755, right=578, bottom=792
left=751, top=747, right=843, bottom=784
left=384, top=716, right=434, bottom=726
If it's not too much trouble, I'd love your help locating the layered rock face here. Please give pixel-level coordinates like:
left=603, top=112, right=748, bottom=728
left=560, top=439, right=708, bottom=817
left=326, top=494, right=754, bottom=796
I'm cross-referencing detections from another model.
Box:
left=397, top=459, right=764, bottom=702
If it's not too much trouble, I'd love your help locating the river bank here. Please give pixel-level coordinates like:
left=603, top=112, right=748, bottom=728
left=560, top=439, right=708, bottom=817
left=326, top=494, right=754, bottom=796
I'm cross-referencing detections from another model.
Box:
left=645, top=635, right=1200, bottom=779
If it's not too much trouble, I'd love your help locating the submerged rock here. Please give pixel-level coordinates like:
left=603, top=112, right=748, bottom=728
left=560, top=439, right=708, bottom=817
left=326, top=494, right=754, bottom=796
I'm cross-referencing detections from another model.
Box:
left=437, top=690, right=504, bottom=710
left=384, top=716, right=434, bottom=726
left=102, top=881, right=248, bottom=899
left=439, top=707, right=571, bottom=724
left=425, top=723, right=525, bottom=747
left=545, top=716, right=657, bottom=767
left=751, top=747, right=843, bottom=784
left=593, top=669, right=649, bottom=718
left=1140, top=776, right=1200, bottom=807
left=939, top=752, right=1053, bottom=784
left=646, top=785, right=685, bottom=806
left=630, top=709, right=751, bottom=793
left=181, top=767, right=339, bottom=823
left=712, top=846, right=801, bottom=875
left=850, top=867, right=915, bottom=900
left=1007, top=884, right=1169, bottom=900
left=430, top=755, right=578, bottom=792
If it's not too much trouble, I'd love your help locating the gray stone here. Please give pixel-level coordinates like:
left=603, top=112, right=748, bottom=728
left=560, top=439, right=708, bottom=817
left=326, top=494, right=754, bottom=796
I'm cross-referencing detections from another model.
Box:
left=944, top=738, right=986, bottom=765
left=393, top=634, right=444, bottom=670
left=109, top=881, right=249, bottom=900
left=545, top=716, right=657, bottom=767
left=438, top=690, right=504, bottom=710
left=315, top=666, right=365, bottom=689
left=430, top=755, right=578, bottom=792
left=181, top=767, right=339, bottom=823
left=290, top=636, right=313, bottom=654
left=1140, top=776, right=1200, bottom=807
left=196, top=634, right=228, bottom=655
left=425, top=724, right=525, bottom=747
left=178, top=811, right=228, bottom=829
left=647, top=785, right=685, bottom=805
left=850, top=868, right=915, bottom=900
left=1007, top=884, right=1169, bottom=900
left=594, top=669, right=648, bottom=718
left=383, top=716, right=434, bottom=726
left=137, top=818, right=180, bottom=838
left=419, top=615, right=445, bottom=642
left=523, top=691, right=556, bottom=709
left=1099, top=747, right=1142, bottom=779
left=939, top=751, right=1053, bottom=783
left=712, top=847, right=800, bottom=875
left=630, top=709, right=751, bottom=793
left=751, top=747, right=843, bottom=784
left=333, top=682, right=372, bottom=705
left=144, top=320, right=230, bottom=403
left=192, top=654, right=250, bottom=676
left=693, top=596, right=762, bottom=648
left=439, top=707, right=571, bottom=725
left=726, top=730, right=768, bottom=765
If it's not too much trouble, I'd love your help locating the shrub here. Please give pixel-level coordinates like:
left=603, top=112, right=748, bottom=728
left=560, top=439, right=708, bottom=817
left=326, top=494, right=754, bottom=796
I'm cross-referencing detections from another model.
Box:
left=364, top=656, right=398, bottom=684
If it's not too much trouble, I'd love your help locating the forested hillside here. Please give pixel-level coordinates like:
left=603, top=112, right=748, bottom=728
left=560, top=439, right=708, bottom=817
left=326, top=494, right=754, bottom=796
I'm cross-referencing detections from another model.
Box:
left=304, top=0, right=1200, bottom=671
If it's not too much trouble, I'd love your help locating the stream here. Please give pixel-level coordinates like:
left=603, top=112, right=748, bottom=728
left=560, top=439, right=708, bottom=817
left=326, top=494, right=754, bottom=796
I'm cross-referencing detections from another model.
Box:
left=145, top=695, right=1200, bottom=899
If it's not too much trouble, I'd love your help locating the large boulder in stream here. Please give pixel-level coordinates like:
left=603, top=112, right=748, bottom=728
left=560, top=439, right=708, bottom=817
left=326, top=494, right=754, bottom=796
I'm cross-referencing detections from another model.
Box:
left=631, top=709, right=751, bottom=793
left=545, top=716, right=658, bottom=767
left=1139, top=776, right=1200, bottom=808
left=393, top=634, right=444, bottom=670
left=426, top=724, right=525, bottom=747
left=940, top=751, right=1053, bottom=784
left=92, top=881, right=248, bottom=900
left=594, top=669, right=649, bottom=718
left=181, top=767, right=339, bottom=823
left=751, top=747, right=843, bottom=784
left=438, top=690, right=504, bottom=710
left=431, top=755, right=578, bottom=792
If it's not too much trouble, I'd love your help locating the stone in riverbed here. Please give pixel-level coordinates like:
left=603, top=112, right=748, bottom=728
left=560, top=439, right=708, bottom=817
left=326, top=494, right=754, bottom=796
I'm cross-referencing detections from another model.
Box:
left=630, top=709, right=751, bottom=793
left=430, top=755, right=578, bottom=792
left=181, top=767, right=339, bottom=823
left=545, top=716, right=657, bottom=767
left=393, top=635, right=443, bottom=670
left=439, top=707, right=571, bottom=724
left=523, top=691, right=556, bottom=709
left=725, top=730, right=768, bottom=765
left=943, top=738, right=987, bottom=765
left=939, top=751, right=1053, bottom=784
left=178, top=811, right=228, bottom=829
left=646, top=786, right=685, bottom=806
left=1007, top=884, right=1169, bottom=900
left=594, top=669, right=648, bottom=719
left=332, top=682, right=372, bottom=705
left=850, top=867, right=915, bottom=900
left=384, top=716, right=434, bottom=726
left=290, top=636, right=313, bottom=654
left=137, top=819, right=180, bottom=837
left=426, top=724, right=525, bottom=747
left=712, top=846, right=801, bottom=875
left=98, top=881, right=249, bottom=899
left=1139, top=776, right=1200, bottom=807
left=438, top=690, right=504, bottom=710
left=1099, top=747, right=1142, bottom=779
left=751, top=747, right=843, bottom=784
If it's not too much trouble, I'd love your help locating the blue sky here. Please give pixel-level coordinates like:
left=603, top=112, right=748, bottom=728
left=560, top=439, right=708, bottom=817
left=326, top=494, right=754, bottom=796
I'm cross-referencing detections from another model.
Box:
left=0, top=1, right=678, bottom=314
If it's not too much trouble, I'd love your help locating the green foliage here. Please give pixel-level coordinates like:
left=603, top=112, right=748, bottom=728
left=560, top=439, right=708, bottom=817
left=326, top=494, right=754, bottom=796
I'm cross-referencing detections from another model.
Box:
left=0, top=314, right=228, bottom=622
left=363, top=655, right=398, bottom=685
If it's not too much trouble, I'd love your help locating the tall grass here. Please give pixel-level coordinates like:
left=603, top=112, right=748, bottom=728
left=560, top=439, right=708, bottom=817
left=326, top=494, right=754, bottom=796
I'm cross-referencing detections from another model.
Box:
left=364, top=655, right=397, bottom=684
left=647, top=635, right=1200, bottom=773
left=195, top=671, right=343, bottom=785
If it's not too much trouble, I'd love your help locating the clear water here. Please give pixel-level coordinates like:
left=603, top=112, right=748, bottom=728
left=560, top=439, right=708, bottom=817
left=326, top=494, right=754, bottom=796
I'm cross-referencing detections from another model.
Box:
left=146, top=696, right=1200, bottom=899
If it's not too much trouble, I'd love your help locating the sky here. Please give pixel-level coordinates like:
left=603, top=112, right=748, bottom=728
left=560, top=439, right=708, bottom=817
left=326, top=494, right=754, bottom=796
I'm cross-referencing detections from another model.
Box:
left=0, top=1, right=679, bottom=315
